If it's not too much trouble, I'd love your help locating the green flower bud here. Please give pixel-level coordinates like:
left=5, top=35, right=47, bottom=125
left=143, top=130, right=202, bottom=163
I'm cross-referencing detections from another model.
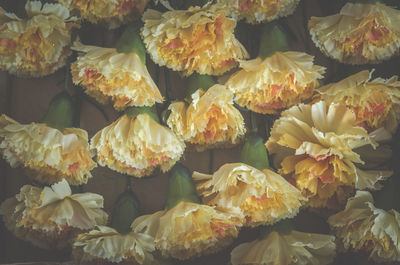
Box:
left=240, top=132, right=270, bottom=171
left=116, top=25, right=147, bottom=65
left=259, top=219, right=293, bottom=239
left=165, top=162, right=200, bottom=210
left=110, top=190, right=141, bottom=234
left=185, top=73, right=215, bottom=103
left=41, top=91, right=74, bottom=131
left=125, top=105, right=160, bottom=123
left=258, top=22, right=290, bottom=59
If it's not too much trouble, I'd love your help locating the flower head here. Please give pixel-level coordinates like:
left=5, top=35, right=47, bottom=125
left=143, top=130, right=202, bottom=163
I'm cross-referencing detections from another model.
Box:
left=193, top=163, right=307, bottom=227
left=73, top=225, right=155, bottom=264
left=328, top=191, right=400, bottom=262
left=141, top=3, right=249, bottom=76
left=309, top=2, right=400, bottom=64
left=219, top=0, right=300, bottom=24
left=265, top=101, right=391, bottom=208
left=71, top=41, right=163, bottom=111
left=226, top=51, right=325, bottom=114
left=167, top=84, right=246, bottom=151
left=90, top=110, right=185, bottom=178
left=0, top=179, right=108, bottom=249
left=231, top=229, right=336, bottom=265
left=0, top=114, right=96, bottom=185
left=132, top=201, right=241, bottom=260
left=317, top=70, right=400, bottom=134
left=57, top=0, right=148, bottom=28
left=0, top=1, right=78, bottom=77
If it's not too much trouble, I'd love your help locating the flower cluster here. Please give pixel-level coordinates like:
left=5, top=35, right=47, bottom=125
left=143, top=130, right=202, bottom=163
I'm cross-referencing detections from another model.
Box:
left=0, top=114, right=96, bottom=185
left=0, top=1, right=78, bottom=77
left=309, top=2, right=400, bottom=64
left=141, top=3, right=249, bottom=76
left=0, top=179, right=108, bottom=249
left=57, top=0, right=149, bottom=28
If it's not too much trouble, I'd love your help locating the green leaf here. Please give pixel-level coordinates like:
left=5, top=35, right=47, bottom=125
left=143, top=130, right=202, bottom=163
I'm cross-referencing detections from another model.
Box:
left=165, top=163, right=200, bottom=210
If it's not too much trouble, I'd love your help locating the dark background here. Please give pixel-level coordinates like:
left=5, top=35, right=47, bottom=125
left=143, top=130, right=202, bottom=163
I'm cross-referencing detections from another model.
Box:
left=1, top=0, right=400, bottom=264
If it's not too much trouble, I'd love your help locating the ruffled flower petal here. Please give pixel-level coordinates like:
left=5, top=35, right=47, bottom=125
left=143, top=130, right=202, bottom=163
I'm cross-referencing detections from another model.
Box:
left=73, top=225, right=155, bottom=264
left=231, top=230, right=336, bottom=265
left=141, top=4, right=249, bottom=76
left=57, top=0, right=149, bottom=28
left=265, top=101, right=391, bottom=208
left=71, top=41, right=163, bottom=111
left=132, top=201, right=241, bottom=260
left=0, top=179, right=108, bottom=249
left=167, top=85, right=246, bottom=151
left=225, top=52, right=325, bottom=114
left=309, top=2, right=400, bottom=64
left=91, top=114, right=185, bottom=178
left=317, top=70, right=400, bottom=134
left=328, top=191, right=400, bottom=262
left=193, top=163, right=307, bottom=227
left=218, top=0, right=300, bottom=24
left=0, top=114, right=96, bottom=185
left=0, top=1, right=78, bottom=77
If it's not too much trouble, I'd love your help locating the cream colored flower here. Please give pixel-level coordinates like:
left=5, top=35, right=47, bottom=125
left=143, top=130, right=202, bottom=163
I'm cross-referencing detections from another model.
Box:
left=91, top=113, right=185, bottom=178
left=73, top=225, right=155, bottom=264
left=71, top=41, right=163, bottom=111
left=309, top=2, right=400, bottom=64
left=265, top=101, right=391, bottom=208
left=0, top=179, right=108, bottom=249
left=219, top=0, right=300, bottom=24
left=0, top=1, right=78, bottom=77
left=57, top=0, right=148, bottom=28
left=231, top=230, right=336, bottom=265
left=317, top=70, right=400, bottom=134
left=0, top=114, right=96, bottom=185
left=225, top=52, right=325, bottom=114
left=167, top=84, right=246, bottom=151
left=132, top=201, right=241, bottom=260
left=141, top=3, right=249, bottom=76
left=329, top=191, right=400, bottom=262
left=193, top=163, right=307, bottom=227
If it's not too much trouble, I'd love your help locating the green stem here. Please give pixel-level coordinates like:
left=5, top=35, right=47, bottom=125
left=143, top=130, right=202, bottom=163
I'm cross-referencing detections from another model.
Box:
left=258, top=22, right=290, bottom=59
left=165, top=68, right=173, bottom=102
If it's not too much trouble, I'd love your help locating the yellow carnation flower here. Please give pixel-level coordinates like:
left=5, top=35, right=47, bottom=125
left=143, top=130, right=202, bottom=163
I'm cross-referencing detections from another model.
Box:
left=90, top=112, right=185, bottom=178
left=328, top=191, right=400, bottom=262
left=0, top=1, right=78, bottom=77
left=167, top=84, right=246, bottom=151
left=231, top=230, right=336, bottom=265
left=218, top=0, right=300, bottom=24
left=141, top=3, right=249, bottom=76
left=225, top=51, right=325, bottom=114
left=132, top=201, right=241, bottom=260
left=265, top=101, right=391, bottom=208
left=71, top=41, right=163, bottom=111
left=0, top=114, right=96, bottom=185
left=73, top=225, right=155, bottom=264
left=193, top=163, right=307, bottom=227
left=317, top=70, right=400, bottom=134
left=57, top=0, right=148, bottom=28
left=309, top=2, right=400, bottom=64
left=0, top=179, right=108, bottom=249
